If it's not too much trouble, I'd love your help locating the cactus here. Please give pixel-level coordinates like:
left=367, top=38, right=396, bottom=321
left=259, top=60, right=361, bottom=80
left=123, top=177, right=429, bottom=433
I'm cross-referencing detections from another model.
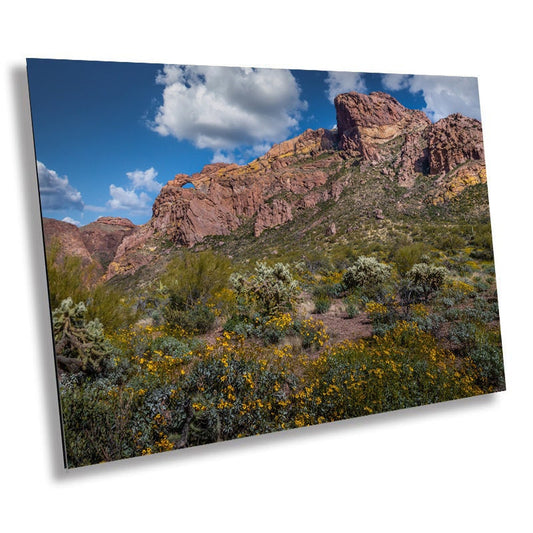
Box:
left=230, top=262, right=299, bottom=317
left=402, top=263, right=448, bottom=303
left=52, top=297, right=111, bottom=374
left=342, top=256, right=392, bottom=295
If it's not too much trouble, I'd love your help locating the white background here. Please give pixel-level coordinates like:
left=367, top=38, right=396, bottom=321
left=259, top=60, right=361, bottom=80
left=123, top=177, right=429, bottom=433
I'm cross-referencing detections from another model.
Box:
left=1, top=1, right=531, bottom=531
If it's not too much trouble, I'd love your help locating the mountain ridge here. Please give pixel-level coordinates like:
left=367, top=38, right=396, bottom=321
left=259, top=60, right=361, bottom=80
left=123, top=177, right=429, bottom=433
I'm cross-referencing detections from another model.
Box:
left=43, top=91, right=486, bottom=282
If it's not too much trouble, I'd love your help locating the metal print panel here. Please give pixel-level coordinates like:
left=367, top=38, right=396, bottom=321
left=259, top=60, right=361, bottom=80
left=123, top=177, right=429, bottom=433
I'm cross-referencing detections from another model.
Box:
left=27, top=59, right=505, bottom=468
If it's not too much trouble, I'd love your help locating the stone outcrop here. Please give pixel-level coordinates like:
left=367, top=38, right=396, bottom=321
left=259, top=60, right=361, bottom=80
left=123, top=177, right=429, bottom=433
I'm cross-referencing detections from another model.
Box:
left=430, top=161, right=487, bottom=205
left=335, top=91, right=430, bottom=161
left=43, top=217, right=137, bottom=281
left=254, top=200, right=293, bottom=237
left=395, top=130, right=430, bottom=187
left=148, top=131, right=341, bottom=245
left=262, top=128, right=336, bottom=160
left=335, top=92, right=484, bottom=187
left=43, top=218, right=94, bottom=266
left=427, top=113, right=484, bottom=175
left=79, top=217, right=136, bottom=268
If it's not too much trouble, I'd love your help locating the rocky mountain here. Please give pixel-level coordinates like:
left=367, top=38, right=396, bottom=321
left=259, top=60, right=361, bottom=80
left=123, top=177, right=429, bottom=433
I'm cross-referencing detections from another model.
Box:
left=43, top=90, right=487, bottom=282
left=43, top=216, right=136, bottom=279
left=43, top=218, right=95, bottom=266
left=79, top=217, right=136, bottom=269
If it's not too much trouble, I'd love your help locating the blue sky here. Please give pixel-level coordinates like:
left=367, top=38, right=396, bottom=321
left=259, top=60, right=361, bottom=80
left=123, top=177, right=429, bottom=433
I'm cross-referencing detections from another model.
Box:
left=27, top=59, right=481, bottom=226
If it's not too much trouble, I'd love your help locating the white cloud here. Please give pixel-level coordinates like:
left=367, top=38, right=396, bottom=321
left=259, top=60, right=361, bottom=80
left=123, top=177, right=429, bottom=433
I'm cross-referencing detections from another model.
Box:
left=62, top=216, right=81, bottom=226
left=382, top=73, right=411, bottom=91
left=151, top=65, right=307, bottom=153
left=325, top=71, right=367, bottom=102
left=37, top=161, right=84, bottom=211
left=101, top=167, right=161, bottom=214
left=107, top=185, right=150, bottom=212
left=211, top=150, right=235, bottom=164
left=381, top=74, right=481, bottom=122
left=126, top=167, right=162, bottom=192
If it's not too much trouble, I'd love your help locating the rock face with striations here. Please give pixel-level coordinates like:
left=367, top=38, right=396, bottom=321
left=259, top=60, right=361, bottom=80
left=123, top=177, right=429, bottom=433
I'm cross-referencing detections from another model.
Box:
left=148, top=129, right=340, bottom=244
left=335, top=92, right=484, bottom=187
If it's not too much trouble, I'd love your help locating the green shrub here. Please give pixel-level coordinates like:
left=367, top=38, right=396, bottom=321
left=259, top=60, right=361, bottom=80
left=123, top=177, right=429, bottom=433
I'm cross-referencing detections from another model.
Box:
left=180, top=335, right=303, bottom=446
left=469, top=341, right=505, bottom=391
left=302, top=321, right=483, bottom=422
left=164, top=300, right=216, bottom=334
left=436, top=233, right=466, bottom=253
left=393, top=243, right=430, bottom=275
left=45, top=241, right=96, bottom=309
left=161, top=251, right=232, bottom=333
left=312, top=285, right=332, bottom=314
left=313, top=295, right=331, bottom=314
left=162, top=250, right=232, bottom=306
left=449, top=321, right=505, bottom=391
left=60, top=376, right=187, bottom=466
left=86, top=283, right=138, bottom=331
left=343, top=294, right=360, bottom=318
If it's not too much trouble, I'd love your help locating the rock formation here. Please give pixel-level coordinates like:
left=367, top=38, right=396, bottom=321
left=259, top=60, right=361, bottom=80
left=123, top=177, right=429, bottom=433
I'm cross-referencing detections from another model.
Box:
left=43, top=218, right=94, bottom=266
left=43, top=90, right=488, bottom=281
left=335, top=91, right=430, bottom=161
left=427, top=113, right=484, bottom=175
left=43, top=217, right=137, bottom=280
left=79, top=217, right=136, bottom=268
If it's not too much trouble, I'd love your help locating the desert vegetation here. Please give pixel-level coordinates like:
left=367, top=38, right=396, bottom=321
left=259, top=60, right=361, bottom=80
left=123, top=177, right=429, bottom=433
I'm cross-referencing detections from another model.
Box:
left=49, top=218, right=504, bottom=467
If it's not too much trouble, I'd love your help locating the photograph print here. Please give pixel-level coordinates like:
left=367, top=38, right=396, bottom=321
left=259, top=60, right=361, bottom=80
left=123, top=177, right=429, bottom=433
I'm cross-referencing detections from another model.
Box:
left=27, top=59, right=505, bottom=468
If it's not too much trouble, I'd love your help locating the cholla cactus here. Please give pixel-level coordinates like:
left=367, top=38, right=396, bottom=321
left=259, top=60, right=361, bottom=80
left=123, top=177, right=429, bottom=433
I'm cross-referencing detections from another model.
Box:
left=52, top=297, right=110, bottom=374
left=230, top=262, right=299, bottom=316
left=342, top=256, right=392, bottom=294
left=404, top=263, right=448, bottom=302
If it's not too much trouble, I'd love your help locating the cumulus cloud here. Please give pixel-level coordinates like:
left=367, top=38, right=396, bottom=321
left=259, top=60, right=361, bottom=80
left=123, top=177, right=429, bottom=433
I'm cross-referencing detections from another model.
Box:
left=151, top=65, right=307, bottom=153
left=107, top=185, right=151, bottom=212
left=381, top=73, right=411, bottom=91
left=211, top=150, right=235, bottom=164
left=103, top=167, right=161, bottom=213
left=37, top=161, right=84, bottom=211
left=126, top=167, right=162, bottom=192
left=325, top=71, right=367, bottom=102
left=62, top=216, right=81, bottom=226
left=381, top=74, right=481, bottom=122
